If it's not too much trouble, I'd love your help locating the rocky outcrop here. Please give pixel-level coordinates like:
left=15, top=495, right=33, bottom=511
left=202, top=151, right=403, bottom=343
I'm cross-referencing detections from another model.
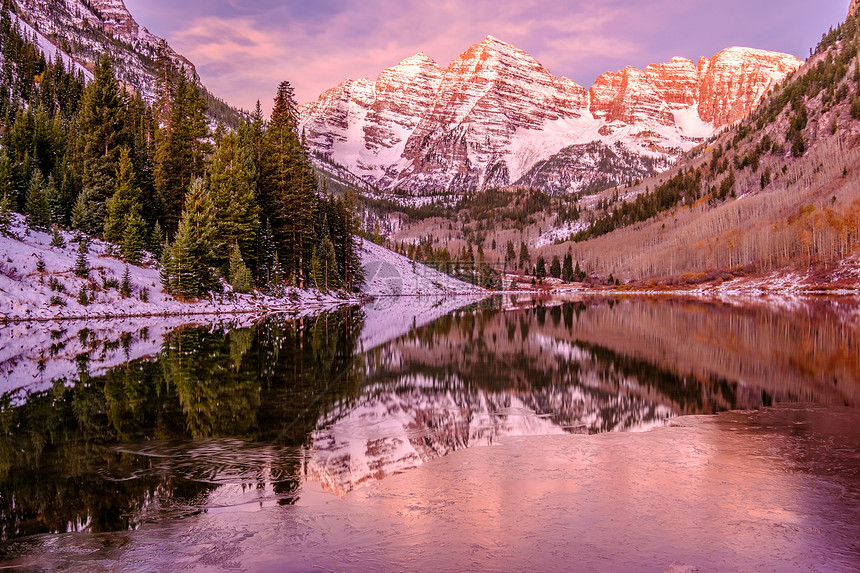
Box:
left=12, top=0, right=196, bottom=103
left=696, top=47, right=802, bottom=127
left=300, top=37, right=802, bottom=195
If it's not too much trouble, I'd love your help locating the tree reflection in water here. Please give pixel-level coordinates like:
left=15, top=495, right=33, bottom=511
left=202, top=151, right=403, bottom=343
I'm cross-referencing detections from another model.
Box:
left=0, top=296, right=857, bottom=541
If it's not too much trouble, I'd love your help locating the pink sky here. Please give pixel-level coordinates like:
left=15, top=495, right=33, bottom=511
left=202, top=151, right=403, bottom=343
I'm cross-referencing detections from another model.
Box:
left=125, top=0, right=850, bottom=114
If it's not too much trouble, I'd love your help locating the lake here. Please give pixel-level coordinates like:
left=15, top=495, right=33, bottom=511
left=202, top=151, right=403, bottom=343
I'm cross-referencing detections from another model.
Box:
left=0, top=295, right=858, bottom=571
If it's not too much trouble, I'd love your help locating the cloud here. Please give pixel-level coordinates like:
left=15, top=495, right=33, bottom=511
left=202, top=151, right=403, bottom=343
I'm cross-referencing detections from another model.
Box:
left=132, top=0, right=850, bottom=114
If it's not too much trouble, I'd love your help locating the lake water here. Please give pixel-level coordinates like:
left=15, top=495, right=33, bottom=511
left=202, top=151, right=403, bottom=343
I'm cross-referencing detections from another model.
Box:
left=0, top=295, right=858, bottom=571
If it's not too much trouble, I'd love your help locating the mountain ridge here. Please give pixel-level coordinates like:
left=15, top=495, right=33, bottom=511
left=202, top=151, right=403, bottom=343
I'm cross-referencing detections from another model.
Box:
left=8, top=0, right=243, bottom=124
left=299, top=37, right=802, bottom=195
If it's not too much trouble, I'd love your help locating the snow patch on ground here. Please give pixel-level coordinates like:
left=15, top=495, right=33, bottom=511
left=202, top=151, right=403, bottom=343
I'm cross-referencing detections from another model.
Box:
left=532, top=220, right=589, bottom=247
left=0, top=215, right=359, bottom=321
left=360, top=238, right=485, bottom=297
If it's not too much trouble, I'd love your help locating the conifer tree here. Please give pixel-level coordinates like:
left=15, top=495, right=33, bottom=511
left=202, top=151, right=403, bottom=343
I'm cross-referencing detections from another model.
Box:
left=0, top=154, right=14, bottom=211
left=50, top=225, right=65, bottom=248
left=319, top=235, right=341, bottom=291
left=550, top=255, right=561, bottom=279
left=120, top=265, right=132, bottom=297
left=209, top=131, right=259, bottom=271
left=0, top=193, right=11, bottom=236
left=518, top=242, right=530, bottom=270
left=562, top=253, right=574, bottom=282
left=122, top=210, right=146, bottom=264
left=44, top=175, right=63, bottom=224
left=71, top=187, right=103, bottom=235
left=104, top=147, right=142, bottom=245
left=77, top=55, right=129, bottom=209
left=535, top=256, right=547, bottom=280
left=25, top=169, right=50, bottom=230
left=164, top=178, right=216, bottom=298
left=149, top=221, right=165, bottom=258
left=228, top=243, right=254, bottom=294
left=311, top=245, right=322, bottom=292
left=74, top=238, right=89, bottom=278
left=159, top=241, right=175, bottom=293
left=505, top=240, right=516, bottom=266
left=262, top=81, right=316, bottom=287
left=154, top=73, right=210, bottom=231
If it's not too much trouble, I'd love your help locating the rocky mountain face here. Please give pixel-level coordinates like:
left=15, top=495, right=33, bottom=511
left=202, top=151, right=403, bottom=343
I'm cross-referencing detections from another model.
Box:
left=300, top=37, right=802, bottom=195
left=11, top=0, right=191, bottom=101
left=9, top=0, right=241, bottom=123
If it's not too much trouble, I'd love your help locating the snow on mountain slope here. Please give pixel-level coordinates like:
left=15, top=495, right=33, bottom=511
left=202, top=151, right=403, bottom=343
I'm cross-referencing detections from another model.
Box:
left=11, top=0, right=196, bottom=104
left=360, top=238, right=485, bottom=296
left=300, top=37, right=802, bottom=195
left=0, top=215, right=356, bottom=321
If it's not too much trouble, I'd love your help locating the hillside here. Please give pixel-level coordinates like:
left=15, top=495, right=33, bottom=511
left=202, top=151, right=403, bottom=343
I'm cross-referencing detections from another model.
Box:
left=376, top=6, right=860, bottom=289
left=299, top=37, right=800, bottom=196
left=554, top=6, right=860, bottom=283
left=7, top=0, right=243, bottom=125
left=0, top=213, right=483, bottom=321
left=0, top=215, right=360, bottom=320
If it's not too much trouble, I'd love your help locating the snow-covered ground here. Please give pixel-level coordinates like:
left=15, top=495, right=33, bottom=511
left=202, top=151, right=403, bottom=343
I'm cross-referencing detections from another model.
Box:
left=0, top=217, right=483, bottom=322
left=0, top=215, right=359, bottom=321
left=360, top=238, right=485, bottom=296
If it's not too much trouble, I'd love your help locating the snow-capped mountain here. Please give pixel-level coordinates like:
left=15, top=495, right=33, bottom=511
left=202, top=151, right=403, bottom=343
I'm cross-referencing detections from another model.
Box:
left=299, top=37, right=802, bottom=194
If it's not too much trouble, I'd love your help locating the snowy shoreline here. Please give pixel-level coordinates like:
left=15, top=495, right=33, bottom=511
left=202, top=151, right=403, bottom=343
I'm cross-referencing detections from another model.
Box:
left=0, top=216, right=489, bottom=323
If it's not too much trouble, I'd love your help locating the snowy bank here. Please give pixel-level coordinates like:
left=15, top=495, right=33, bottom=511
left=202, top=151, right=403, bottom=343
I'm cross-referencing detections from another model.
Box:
left=0, top=215, right=360, bottom=321
left=360, top=238, right=485, bottom=297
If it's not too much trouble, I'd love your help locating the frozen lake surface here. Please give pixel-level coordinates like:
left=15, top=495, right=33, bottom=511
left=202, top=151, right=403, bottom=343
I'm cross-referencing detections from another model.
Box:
left=0, top=295, right=858, bottom=571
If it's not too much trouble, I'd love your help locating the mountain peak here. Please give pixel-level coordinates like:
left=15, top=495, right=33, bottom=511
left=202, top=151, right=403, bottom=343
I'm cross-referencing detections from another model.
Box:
left=397, top=52, right=440, bottom=69
left=477, top=34, right=520, bottom=52
left=300, top=38, right=801, bottom=194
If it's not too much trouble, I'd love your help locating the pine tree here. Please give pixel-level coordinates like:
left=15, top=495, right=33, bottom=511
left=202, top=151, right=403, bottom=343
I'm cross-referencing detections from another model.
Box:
left=505, top=240, right=516, bottom=265
left=209, top=131, right=259, bottom=271
left=122, top=210, right=147, bottom=264
left=104, top=147, right=142, bottom=245
left=77, top=55, right=129, bottom=212
left=120, top=265, right=132, bottom=297
left=71, top=187, right=104, bottom=235
left=535, top=256, right=547, bottom=280
left=45, top=175, right=64, bottom=224
left=154, top=73, right=210, bottom=232
left=228, top=243, right=254, bottom=294
left=0, top=153, right=13, bottom=205
left=262, top=81, right=316, bottom=287
left=311, top=245, right=323, bottom=292
left=320, top=235, right=341, bottom=291
left=159, top=241, right=175, bottom=293
left=74, top=238, right=89, bottom=277
left=574, top=260, right=585, bottom=282
left=50, top=225, right=65, bottom=248
left=149, top=221, right=165, bottom=258
left=77, top=286, right=89, bottom=306
left=550, top=255, right=561, bottom=279
left=0, top=192, right=12, bottom=236
left=163, top=178, right=216, bottom=298
left=562, top=253, right=574, bottom=282
left=518, top=242, right=530, bottom=270
left=25, top=169, right=50, bottom=230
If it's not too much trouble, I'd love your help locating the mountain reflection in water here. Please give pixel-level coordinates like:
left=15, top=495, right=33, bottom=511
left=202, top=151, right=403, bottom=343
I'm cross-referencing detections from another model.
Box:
left=0, top=296, right=857, bottom=542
